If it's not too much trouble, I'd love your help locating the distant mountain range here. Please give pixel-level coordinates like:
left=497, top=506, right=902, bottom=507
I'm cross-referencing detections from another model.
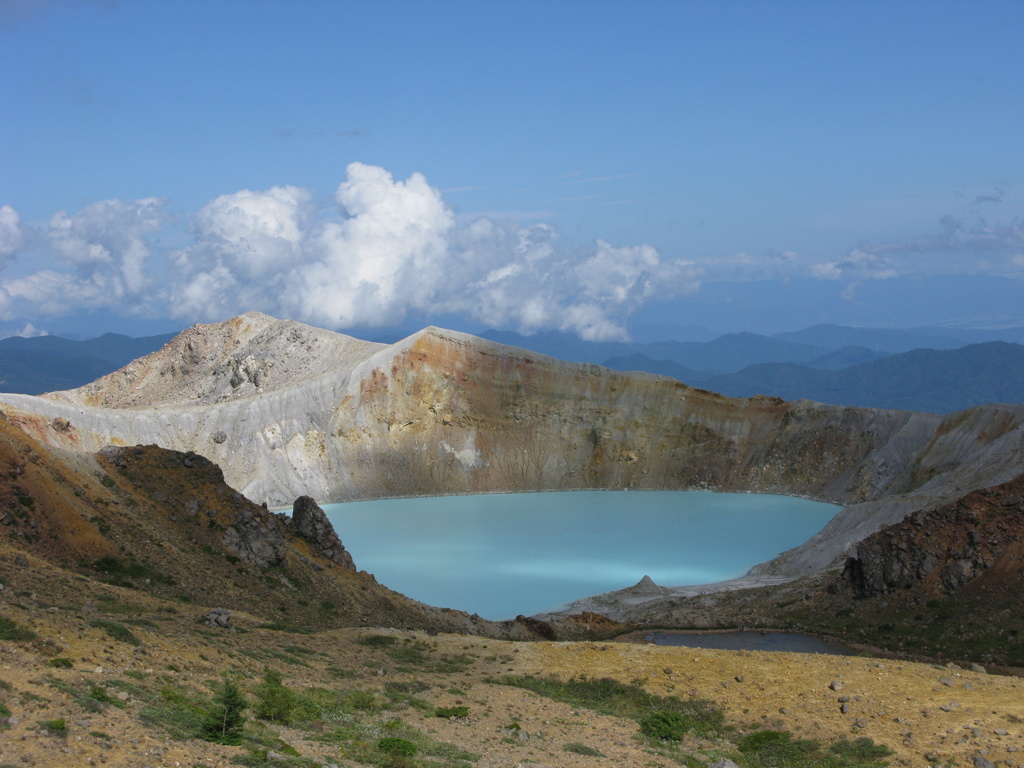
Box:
left=0, top=332, right=175, bottom=394
left=487, top=325, right=1024, bottom=413
left=696, top=341, right=1024, bottom=413
left=2, top=323, right=1024, bottom=413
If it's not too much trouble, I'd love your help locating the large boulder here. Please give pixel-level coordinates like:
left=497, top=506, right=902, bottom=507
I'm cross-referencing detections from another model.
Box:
left=222, top=506, right=287, bottom=569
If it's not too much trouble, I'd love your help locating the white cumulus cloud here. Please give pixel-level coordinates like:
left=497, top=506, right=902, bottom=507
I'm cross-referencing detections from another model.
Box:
left=167, top=162, right=693, bottom=341
left=0, top=205, right=24, bottom=263
left=45, top=197, right=167, bottom=306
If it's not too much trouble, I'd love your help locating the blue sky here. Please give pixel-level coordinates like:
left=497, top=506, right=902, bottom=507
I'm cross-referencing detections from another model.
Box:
left=2, top=0, right=1023, bottom=340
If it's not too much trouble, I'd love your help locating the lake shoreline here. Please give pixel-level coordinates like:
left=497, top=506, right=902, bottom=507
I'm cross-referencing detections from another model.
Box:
left=322, top=491, right=839, bottom=621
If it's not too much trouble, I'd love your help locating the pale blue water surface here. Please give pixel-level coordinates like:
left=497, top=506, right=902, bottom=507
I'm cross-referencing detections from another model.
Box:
left=323, top=491, right=839, bottom=621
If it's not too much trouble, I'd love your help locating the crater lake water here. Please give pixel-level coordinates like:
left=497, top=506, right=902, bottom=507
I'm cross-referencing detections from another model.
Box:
left=322, top=491, right=839, bottom=621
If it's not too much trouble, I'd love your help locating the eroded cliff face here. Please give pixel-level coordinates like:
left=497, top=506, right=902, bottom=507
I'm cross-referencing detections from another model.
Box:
left=1, top=313, right=1023, bottom=576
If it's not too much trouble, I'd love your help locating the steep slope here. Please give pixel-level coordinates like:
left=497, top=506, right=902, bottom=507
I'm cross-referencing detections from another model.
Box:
left=0, top=413, right=601, bottom=639
left=1, top=313, right=1023, bottom=577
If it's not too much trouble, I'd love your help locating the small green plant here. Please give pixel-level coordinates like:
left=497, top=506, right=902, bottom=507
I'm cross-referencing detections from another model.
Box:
left=563, top=742, right=606, bottom=757
left=199, top=676, right=247, bottom=745
left=377, top=736, right=417, bottom=755
left=435, top=705, right=469, bottom=718
left=46, top=658, right=73, bottom=669
left=37, top=718, right=67, bottom=735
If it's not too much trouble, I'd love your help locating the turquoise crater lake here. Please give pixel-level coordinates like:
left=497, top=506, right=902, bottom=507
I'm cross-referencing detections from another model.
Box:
left=323, top=491, right=839, bottom=621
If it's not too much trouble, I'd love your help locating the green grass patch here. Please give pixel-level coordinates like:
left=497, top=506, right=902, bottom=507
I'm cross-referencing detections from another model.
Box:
left=377, top=736, right=417, bottom=756
left=89, top=619, right=141, bottom=646
left=43, top=677, right=124, bottom=713
left=0, top=616, right=37, bottom=642
left=495, top=674, right=725, bottom=737
left=737, top=729, right=893, bottom=768
left=138, top=685, right=209, bottom=739
left=357, top=633, right=397, bottom=647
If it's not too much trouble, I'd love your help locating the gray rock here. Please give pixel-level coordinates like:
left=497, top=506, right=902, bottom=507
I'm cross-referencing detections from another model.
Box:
left=708, top=760, right=741, bottom=768
left=941, top=559, right=976, bottom=592
left=501, top=724, right=529, bottom=743
left=973, top=755, right=997, bottom=768
left=205, top=608, right=231, bottom=628
left=222, top=506, right=286, bottom=568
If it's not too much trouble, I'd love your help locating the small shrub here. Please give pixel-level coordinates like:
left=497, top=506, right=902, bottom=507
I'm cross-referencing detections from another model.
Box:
left=89, top=619, right=141, bottom=646
left=254, top=668, right=295, bottom=724
left=640, top=710, right=690, bottom=741
left=89, top=686, right=112, bottom=705
left=377, top=736, right=417, bottom=756
left=563, top=742, right=606, bottom=757
left=37, top=718, right=67, bottom=735
left=47, top=658, right=73, bottom=669
left=435, top=705, right=469, bottom=718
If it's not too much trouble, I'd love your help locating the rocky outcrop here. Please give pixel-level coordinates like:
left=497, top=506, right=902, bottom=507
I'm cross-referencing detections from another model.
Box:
left=222, top=506, right=287, bottom=569
left=290, top=495, right=355, bottom=569
left=1, top=312, right=1023, bottom=577
left=843, top=476, right=1024, bottom=597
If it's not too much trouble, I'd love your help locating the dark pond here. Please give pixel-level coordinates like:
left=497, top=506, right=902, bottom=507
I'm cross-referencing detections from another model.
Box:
left=647, top=630, right=857, bottom=656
